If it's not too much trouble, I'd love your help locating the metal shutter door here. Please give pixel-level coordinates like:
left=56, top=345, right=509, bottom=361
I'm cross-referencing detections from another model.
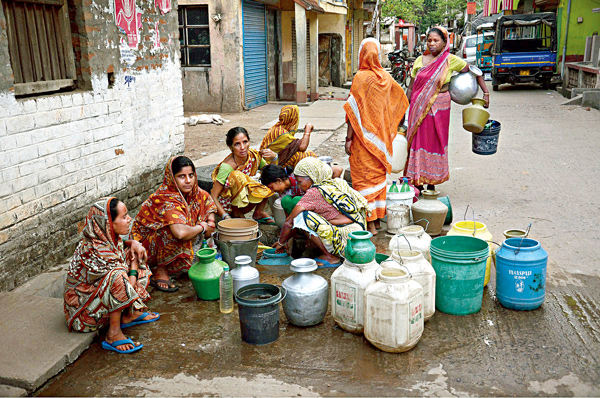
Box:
left=242, top=0, right=268, bottom=109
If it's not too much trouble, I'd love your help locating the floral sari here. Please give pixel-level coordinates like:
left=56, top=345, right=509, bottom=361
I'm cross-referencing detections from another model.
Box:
left=211, top=148, right=273, bottom=213
left=260, top=105, right=316, bottom=168
left=405, top=27, right=453, bottom=186
left=131, top=157, right=217, bottom=274
left=64, top=197, right=151, bottom=333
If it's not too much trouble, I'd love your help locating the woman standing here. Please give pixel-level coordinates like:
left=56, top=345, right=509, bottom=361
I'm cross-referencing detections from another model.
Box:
left=273, top=157, right=369, bottom=268
left=344, top=38, right=409, bottom=235
left=405, top=26, right=490, bottom=191
left=210, top=127, right=274, bottom=223
left=131, top=156, right=217, bottom=292
left=259, top=105, right=317, bottom=168
left=64, top=197, right=159, bottom=354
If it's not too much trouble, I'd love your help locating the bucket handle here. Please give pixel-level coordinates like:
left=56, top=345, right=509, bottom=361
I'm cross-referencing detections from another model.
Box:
left=395, top=234, right=413, bottom=263
left=410, top=218, right=430, bottom=231
left=463, top=204, right=477, bottom=236
left=377, top=264, right=413, bottom=280
left=475, top=240, right=502, bottom=263
left=514, top=223, right=532, bottom=255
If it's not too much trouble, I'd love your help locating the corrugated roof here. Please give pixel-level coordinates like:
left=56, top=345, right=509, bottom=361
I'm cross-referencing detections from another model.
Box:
left=294, top=0, right=325, bottom=13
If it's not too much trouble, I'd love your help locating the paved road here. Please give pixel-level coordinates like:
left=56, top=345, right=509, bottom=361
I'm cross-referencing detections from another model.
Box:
left=36, top=85, right=600, bottom=397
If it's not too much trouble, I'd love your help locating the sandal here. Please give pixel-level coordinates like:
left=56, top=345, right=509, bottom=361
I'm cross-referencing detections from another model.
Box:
left=253, top=216, right=277, bottom=226
left=150, top=278, right=179, bottom=292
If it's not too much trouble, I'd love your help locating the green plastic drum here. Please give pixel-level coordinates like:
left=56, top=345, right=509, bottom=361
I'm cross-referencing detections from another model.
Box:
left=430, top=236, right=489, bottom=315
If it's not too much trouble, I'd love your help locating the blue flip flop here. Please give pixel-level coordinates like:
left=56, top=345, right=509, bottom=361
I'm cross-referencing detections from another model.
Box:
left=120, top=312, right=160, bottom=329
left=102, top=338, right=143, bottom=354
left=315, top=259, right=342, bottom=268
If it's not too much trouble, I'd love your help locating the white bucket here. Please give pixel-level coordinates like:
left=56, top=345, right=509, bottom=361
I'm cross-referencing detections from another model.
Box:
left=386, top=204, right=410, bottom=234
left=386, top=188, right=414, bottom=209
left=272, top=198, right=286, bottom=228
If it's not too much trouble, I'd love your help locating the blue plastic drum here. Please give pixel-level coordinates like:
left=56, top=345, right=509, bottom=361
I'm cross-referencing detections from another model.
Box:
left=495, top=238, right=548, bottom=310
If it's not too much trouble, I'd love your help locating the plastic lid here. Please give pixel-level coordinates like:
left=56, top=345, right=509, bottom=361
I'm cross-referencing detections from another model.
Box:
left=403, top=177, right=408, bottom=182
left=223, top=265, right=229, bottom=271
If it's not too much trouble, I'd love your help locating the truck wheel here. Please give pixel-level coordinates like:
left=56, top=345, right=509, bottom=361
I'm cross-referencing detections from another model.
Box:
left=492, top=77, right=499, bottom=91
left=542, top=79, right=550, bottom=90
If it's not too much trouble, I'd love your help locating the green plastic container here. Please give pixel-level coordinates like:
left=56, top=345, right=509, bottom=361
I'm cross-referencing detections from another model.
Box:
left=344, top=230, right=376, bottom=264
left=375, top=253, right=389, bottom=264
left=188, top=248, right=227, bottom=300
left=430, top=236, right=489, bottom=315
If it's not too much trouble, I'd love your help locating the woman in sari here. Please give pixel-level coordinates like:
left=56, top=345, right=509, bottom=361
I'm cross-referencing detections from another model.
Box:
left=259, top=105, right=317, bottom=168
left=64, top=197, right=159, bottom=354
left=131, top=156, right=217, bottom=292
left=344, top=38, right=409, bottom=235
left=273, top=157, right=369, bottom=267
left=211, top=127, right=274, bottom=223
left=405, top=26, right=490, bottom=191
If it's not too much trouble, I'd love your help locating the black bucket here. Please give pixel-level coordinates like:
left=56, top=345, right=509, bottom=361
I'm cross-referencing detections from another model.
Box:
left=235, top=283, right=286, bottom=345
left=472, top=120, right=501, bottom=155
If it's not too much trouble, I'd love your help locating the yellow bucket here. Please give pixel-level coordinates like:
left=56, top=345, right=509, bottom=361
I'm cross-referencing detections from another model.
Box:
left=446, top=221, right=493, bottom=287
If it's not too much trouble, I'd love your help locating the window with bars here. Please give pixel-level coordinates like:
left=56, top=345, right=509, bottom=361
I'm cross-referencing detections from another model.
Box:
left=178, top=6, right=211, bottom=67
left=2, top=0, right=77, bottom=96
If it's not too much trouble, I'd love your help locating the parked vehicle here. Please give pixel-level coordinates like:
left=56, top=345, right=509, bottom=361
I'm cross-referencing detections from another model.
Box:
left=458, top=34, right=477, bottom=64
left=476, top=23, right=495, bottom=79
left=491, top=12, right=559, bottom=91
left=387, top=49, right=414, bottom=89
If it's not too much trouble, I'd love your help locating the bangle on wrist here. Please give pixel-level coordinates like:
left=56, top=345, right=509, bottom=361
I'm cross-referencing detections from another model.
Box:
left=483, top=93, right=490, bottom=96
left=128, top=269, right=138, bottom=278
left=277, top=239, right=286, bottom=246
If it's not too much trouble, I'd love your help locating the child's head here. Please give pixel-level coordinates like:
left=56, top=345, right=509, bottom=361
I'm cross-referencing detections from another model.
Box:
left=261, top=164, right=291, bottom=194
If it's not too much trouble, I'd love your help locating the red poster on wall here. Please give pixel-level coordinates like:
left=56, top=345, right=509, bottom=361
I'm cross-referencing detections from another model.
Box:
left=155, top=0, right=171, bottom=14
left=115, top=0, right=140, bottom=48
left=467, top=1, right=476, bottom=15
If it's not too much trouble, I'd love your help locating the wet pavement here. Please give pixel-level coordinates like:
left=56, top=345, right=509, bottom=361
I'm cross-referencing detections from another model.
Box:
left=36, top=232, right=600, bottom=397
left=35, top=85, right=600, bottom=396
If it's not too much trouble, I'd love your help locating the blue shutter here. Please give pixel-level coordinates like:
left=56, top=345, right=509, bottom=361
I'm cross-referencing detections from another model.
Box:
left=242, top=0, right=268, bottom=109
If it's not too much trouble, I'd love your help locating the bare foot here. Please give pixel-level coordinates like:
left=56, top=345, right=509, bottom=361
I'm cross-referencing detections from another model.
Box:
left=252, top=210, right=271, bottom=220
left=316, top=254, right=341, bottom=266
left=368, top=221, right=378, bottom=236
left=105, top=331, right=140, bottom=351
left=374, top=219, right=381, bottom=230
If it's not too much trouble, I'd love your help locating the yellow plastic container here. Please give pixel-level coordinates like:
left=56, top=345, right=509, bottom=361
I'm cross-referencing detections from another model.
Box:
left=446, top=221, right=493, bottom=287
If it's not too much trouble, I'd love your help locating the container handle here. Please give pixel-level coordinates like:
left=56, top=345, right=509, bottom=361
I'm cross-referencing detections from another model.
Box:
left=515, top=223, right=532, bottom=255
left=463, top=204, right=477, bottom=236
left=410, top=218, right=429, bottom=231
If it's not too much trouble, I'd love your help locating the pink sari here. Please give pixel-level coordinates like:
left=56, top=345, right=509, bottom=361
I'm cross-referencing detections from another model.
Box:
left=405, top=34, right=452, bottom=186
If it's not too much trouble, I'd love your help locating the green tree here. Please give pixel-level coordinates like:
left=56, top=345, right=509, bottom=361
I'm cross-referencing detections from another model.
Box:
left=382, top=0, right=467, bottom=30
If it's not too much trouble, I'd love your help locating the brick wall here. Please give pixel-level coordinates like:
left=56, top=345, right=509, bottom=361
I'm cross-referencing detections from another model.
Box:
left=0, top=0, right=185, bottom=291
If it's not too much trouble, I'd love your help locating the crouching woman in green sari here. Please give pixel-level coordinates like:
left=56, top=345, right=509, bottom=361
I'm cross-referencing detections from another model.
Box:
left=272, top=157, right=369, bottom=267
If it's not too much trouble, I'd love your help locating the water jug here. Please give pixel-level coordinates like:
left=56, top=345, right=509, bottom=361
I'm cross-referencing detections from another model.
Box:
left=364, top=267, right=424, bottom=352
left=447, top=220, right=493, bottom=287
left=330, top=258, right=379, bottom=334
left=282, top=258, right=329, bottom=326
left=388, top=225, right=432, bottom=262
left=390, top=249, right=436, bottom=321
left=386, top=204, right=410, bottom=234
left=462, top=98, right=490, bottom=133
left=495, top=238, right=548, bottom=310
left=189, top=248, right=227, bottom=300
left=410, top=190, right=448, bottom=236
left=231, top=255, right=260, bottom=295
left=344, top=230, right=376, bottom=264
left=449, top=65, right=483, bottom=105
left=391, top=133, right=408, bottom=173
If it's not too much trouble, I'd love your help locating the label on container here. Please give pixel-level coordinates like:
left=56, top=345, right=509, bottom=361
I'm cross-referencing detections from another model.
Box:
left=409, top=300, right=423, bottom=339
left=334, top=282, right=357, bottom=324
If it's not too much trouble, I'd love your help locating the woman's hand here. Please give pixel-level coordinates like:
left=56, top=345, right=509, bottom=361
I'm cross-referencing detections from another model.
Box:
left=129, top=240, right=147, bottom=264
left=483, top=93, right=490, bottom=108
left=304, top=123, right=314, bottom=134
left=273, top=240, right=287, bottom=253
left=345, top=139, right=352, bottom=155
left=260, top=148, right=278, bottom=161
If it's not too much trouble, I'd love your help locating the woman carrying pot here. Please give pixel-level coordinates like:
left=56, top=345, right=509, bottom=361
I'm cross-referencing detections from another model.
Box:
left=210, top=127, right=274, bottom=224
left=405, top=26, right=490, bottom=191
left=273, top=157, right=369, bottom=268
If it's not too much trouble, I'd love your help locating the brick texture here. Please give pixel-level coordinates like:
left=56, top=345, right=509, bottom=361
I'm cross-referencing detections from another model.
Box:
left=0, top=0, right=184, bottom=291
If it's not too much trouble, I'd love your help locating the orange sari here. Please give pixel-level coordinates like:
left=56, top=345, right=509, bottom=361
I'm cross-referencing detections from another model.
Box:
left=343, top=39, right=409, bottom=221
left=131, top=157, right=217, bottom=274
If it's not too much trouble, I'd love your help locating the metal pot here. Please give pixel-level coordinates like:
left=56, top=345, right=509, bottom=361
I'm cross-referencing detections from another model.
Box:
left=281, top=258, right=329, bottom=327
left=231, top=255, right=260, bottom=294
left=449, top=65, right=483, bottom=105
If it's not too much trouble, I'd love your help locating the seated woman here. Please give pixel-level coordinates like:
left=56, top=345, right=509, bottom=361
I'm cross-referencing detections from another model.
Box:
left=259, top=105, right=317, bottom=168
left=131, top=156, right=217, bottom=292
left=260, top=164, right=303, bottom=215
left=273, top=157, right=370, bottom=267
left=64, top=197, right=159, bottom=354
left=210, top=127, right=274, bottom=223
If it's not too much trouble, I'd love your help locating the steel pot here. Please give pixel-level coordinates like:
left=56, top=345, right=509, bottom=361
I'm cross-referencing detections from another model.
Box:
left=282, top=258, right=329, bottom=327
left=231, top=255, right=260, bottom=294
left=449, top=65, right=483, bottom=105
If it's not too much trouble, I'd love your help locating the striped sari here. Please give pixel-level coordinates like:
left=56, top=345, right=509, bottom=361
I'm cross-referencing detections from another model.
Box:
left=344, top=39, right=409, bottom=221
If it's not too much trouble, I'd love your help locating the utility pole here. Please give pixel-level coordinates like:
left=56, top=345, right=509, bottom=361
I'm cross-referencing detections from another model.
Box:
left=366, top=0, right=382, bottom=38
